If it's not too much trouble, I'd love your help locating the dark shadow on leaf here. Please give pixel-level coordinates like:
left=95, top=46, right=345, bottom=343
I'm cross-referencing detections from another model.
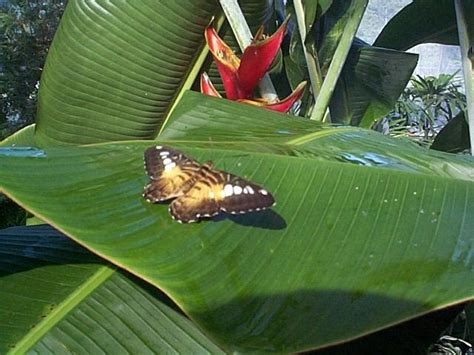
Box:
left=0, top=224, right=103, bottom=277
left=195, top=291, right=464, bottom=354
left=0, top=225, right=465, bottom=354
left=310, top=303, right=464, bottom=355
left=209, top=209, right=286, bottom=230
left=145, top=200, right=286, bottom=230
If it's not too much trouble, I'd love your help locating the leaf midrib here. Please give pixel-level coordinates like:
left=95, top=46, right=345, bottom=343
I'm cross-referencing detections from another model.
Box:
left=11, top=266, right=115, bottom=354
left=158, top=14, right=226, bottom=136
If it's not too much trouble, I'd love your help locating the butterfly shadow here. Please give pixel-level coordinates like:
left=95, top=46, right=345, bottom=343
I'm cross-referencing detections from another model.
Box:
left=210, top=209, right=287, bottom=230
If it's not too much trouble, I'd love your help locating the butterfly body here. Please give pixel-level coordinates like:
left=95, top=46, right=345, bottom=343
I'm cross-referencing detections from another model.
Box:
left=143, top=145, right=275, bottom=223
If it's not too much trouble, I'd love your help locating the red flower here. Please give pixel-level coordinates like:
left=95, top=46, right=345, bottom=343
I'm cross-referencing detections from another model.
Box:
left=201, top=18, right=306, bottom=113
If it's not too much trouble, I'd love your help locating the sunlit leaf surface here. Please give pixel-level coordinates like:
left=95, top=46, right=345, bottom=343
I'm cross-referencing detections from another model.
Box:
left=35, top=0, right=219, bottom=145
left=1, top=95, right=474, bottom=351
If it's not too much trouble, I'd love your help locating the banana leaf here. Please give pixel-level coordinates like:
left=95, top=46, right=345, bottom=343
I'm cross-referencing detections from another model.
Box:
left=0, top=225, right=223, bottom=353
left=330, top=39, right=418, bottom=127
left=374, top=0, right=474, bottom=50
left=2, top=94, right=474, bottom=352
left=3, top=0, right=474, bottom=352
left=431, top=112, right=470, bottom=153
left=34, top=0, right=271, bottom=146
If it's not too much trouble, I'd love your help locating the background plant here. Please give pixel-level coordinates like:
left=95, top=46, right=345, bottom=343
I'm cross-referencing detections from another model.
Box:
left=374, top=73, right=467, bottom=146
left=0, top=0, right=66, bottom=139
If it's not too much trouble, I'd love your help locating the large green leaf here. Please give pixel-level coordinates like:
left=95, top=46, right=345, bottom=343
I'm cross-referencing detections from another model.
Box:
left=1, top=95, right=474, bottom=352
left=431, top=112, right=470, bottom=153
left=35, top=0, right=277, bottom=147
left=0, top=225, right=223, bottom=353
left=162, top=92, right=474, bottom=180
left=330, top=40, right=418, bottom=127
left=36, top=0, right=219, bottom=146
left=0, top=124, right=36, bottom=148
left=374, top=0, right=459, bottom=50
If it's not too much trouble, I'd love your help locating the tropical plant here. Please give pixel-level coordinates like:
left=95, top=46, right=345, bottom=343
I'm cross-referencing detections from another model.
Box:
left=1, top=1, right=474, bottom=353
left=375, top=0, right=474, bottom=152
left=374, top=73, right=467, bottom=146
left=200, top=17, right=307, bottom=111
left=0, top=0, right=67, bottom=139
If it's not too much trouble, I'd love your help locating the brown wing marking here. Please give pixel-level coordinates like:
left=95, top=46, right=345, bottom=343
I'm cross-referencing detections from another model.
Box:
left=143, top=145, right=201, bottom=202
left=216, top=171, right=275, bottom=214
left=169, top=179, right=221, bottom=223
left=169, top=168, right=275, bottom=223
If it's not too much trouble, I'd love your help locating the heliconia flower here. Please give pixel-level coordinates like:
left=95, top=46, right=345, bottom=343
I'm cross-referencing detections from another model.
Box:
left=201, top=17, right=306, bottom=113
left=200, top=72, right=222, bottom=98
left=239, top=81, right=307, bottom=113
left=201, top=72, right=307, bottom=113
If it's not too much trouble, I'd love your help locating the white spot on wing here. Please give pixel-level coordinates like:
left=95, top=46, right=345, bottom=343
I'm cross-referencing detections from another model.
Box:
left=259, top=189, right=268, bottom=195
left=164, top=162, right=176, bottom=171
left=159, top=151, right=169, bottom=156
left=223, top=184, right=233, bottom=197
left=233, top=186, right=243, bottom=195
left=163, top=158, right=172, bottom=165
left=243, top=187, right=249, bottom=194
left=156, top=145, right=163, bottom=149
left=246, top=186, right=255, bottom=194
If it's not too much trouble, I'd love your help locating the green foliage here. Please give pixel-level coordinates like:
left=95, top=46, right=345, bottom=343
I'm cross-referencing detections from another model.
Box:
left=374, top=0, right=459, bottom=50
left=375, top=73, right=467, bottom=146
left=280, top=0, right=417, bottom=125
left=0, top=193, right=26, bottom=228
left=431, top=112, right=470, bottom=153
left=0, top=225, right=224, bottom=353
left=3, top=92, right=474, bottom=352
left=1, top=0, right=474, bottom=353
left=0, top=0, right=66, bottom=139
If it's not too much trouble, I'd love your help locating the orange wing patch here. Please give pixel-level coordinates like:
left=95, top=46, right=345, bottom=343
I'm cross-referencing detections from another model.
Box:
left=169, top=180, right=222, bottom=223
left=143, top=145, right=275, bottom=223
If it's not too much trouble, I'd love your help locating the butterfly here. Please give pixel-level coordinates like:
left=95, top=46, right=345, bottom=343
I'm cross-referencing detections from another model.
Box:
left=143, top=145, right=275, bottom=223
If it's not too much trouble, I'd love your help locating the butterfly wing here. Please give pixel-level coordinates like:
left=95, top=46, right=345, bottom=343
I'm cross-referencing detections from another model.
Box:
left=143, top=145, right=202, bottom=202
left=216, top=171, right=275, bottom=215
left=169, top=166, right=275, bottom=223
left=169, top=178, right=220, bottom=223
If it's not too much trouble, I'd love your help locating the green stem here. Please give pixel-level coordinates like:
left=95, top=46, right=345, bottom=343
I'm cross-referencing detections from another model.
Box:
left=293, top=0, right=324, bottom=101
left=454, top=0, right=474, bottom=155
left=310, top=0, right=368, bottom=121
left=219, top=0, right=278, bottom=102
